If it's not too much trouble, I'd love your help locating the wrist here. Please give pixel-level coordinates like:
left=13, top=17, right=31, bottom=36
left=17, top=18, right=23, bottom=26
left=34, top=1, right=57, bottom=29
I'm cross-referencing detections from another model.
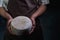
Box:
left=7, top=16, right=13, bottom=21
left=31, top=15, right=37, bottom=19
left=3, top=12, right=13, bottom=20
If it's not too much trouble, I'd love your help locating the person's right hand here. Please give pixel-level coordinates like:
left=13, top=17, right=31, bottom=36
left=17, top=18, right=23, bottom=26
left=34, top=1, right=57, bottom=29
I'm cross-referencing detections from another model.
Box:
left=7, top=17, right=13, bottom=33
left=7, top=18, right=13, bottom=33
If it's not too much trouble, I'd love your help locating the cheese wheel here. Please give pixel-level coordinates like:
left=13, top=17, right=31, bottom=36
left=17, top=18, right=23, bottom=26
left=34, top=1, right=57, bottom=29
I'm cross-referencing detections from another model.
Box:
left=10, top=16, right=32, bottom=35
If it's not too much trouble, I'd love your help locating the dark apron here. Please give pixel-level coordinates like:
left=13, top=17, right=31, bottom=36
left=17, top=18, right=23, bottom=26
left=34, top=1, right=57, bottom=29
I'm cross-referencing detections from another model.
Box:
left=7, top=0, right=38, bottom=18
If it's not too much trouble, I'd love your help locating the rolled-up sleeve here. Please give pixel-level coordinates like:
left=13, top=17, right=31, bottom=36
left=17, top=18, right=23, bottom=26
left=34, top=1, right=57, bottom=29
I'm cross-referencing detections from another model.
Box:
left=0, top=0, right=3, bottom=7
left=38, top=0, right=50, bottom=5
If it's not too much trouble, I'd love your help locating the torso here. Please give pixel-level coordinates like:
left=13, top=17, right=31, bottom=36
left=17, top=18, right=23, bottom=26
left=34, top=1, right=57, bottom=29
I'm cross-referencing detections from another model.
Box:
left=7, top=0, right=38, bottom=18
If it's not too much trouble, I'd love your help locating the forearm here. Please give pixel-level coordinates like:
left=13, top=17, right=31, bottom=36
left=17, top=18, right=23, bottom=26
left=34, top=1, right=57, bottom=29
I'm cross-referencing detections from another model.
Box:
left=31, top=4, right=47, bottom=19
left=0, top=7, right=12, bottom=20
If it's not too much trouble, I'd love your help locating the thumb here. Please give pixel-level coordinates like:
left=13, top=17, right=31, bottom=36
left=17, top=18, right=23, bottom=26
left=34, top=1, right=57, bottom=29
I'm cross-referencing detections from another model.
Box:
left=7, top=19, right=12, bottom=27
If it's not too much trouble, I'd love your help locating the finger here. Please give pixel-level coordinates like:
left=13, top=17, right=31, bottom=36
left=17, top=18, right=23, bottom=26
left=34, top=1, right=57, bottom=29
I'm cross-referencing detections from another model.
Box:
left=29, top=28, right=34, bottom=34
left=29, top=26, right=35, bottom=34
left=7, top=19, right=12, bottom=27
left=7, top=26, right=15, bottom=35
left=7, top=20, right=12, bottom=34
left=29, top=24, right=35, bottom=34
left=7, top=21, right=11, bottom=32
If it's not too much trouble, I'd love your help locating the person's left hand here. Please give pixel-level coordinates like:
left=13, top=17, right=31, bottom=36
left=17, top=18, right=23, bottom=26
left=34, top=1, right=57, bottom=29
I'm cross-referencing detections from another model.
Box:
left=29, top=17, right=36, bottom=34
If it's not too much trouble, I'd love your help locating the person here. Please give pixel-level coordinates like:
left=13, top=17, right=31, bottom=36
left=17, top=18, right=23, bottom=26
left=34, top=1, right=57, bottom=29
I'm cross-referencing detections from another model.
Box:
left=0, top=0, right=49, bottom=40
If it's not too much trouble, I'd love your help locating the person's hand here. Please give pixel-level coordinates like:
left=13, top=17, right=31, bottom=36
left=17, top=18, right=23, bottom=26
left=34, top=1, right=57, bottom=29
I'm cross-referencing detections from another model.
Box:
left=7, top=18, right=13, bottom=33
left=7, top=18, right=18, bottom=35
left=29, top=17, right=36, bottom=34
left=7, top=19, right=12, bottom=27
